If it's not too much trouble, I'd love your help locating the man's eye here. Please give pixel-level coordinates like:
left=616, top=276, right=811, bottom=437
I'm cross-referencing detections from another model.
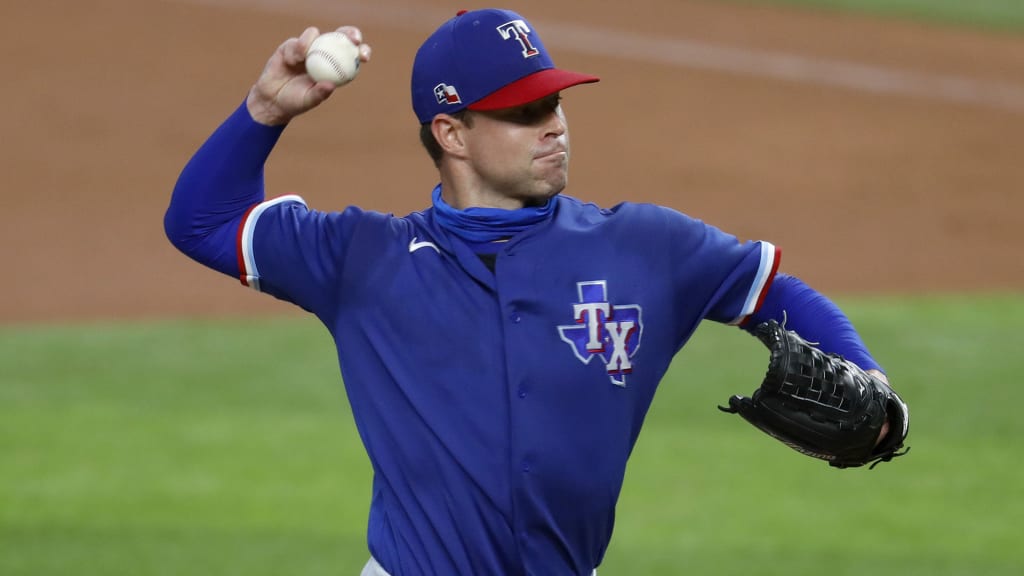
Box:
left=520, top=109, right=543, bottom=121
left=524, top=103, right=558, bottom=122
left=503, top=108, right=539, bottom=124
left=499, top=97, right=559, bottom=124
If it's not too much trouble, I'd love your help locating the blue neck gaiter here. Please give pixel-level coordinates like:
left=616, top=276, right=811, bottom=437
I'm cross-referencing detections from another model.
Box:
left=431, top=184, right=555, bottom=244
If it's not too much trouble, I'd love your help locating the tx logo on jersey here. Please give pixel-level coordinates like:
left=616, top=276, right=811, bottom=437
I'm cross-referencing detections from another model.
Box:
left=557, top=281, right=643, bottom=387
left=496, top=20, right=540, bottom=58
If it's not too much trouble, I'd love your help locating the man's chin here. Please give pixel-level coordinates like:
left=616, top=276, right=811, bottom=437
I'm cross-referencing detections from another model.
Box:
left=523, top=190, right=561, bottom=207
left=538, top=181, right=567, bottom=203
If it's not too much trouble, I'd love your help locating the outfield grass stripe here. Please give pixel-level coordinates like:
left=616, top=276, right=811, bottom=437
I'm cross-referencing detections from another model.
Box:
left=733, top=0, right=1024, bottom=33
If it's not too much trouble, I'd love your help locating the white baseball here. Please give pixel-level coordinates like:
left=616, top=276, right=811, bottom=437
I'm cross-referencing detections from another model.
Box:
left=305, top=32, right=361, bottom=86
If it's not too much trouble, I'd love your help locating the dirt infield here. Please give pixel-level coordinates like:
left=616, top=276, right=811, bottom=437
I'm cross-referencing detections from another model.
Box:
left=3, top=0, right=1022, bottom=324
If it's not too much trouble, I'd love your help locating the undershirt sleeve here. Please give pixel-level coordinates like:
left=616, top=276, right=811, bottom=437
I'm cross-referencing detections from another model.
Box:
left=741, top=273, right=883, bottom=372
left=164, top=100, right=285, bottom=277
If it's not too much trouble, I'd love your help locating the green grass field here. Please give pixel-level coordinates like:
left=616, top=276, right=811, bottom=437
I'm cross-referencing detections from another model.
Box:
left=2, top=295, right=1022, bottom=575
left=741, top=0, right=1024, bottom=32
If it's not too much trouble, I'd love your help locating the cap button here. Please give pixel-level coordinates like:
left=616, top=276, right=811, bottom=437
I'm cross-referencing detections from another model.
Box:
left=456, top=9, right=468, bottom=16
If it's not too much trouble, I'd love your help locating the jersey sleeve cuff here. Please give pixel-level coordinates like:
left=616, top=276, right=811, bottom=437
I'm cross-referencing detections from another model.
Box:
left=236, top=194, right=307, bottom=291
left=728, top=242, right=781, bottom=325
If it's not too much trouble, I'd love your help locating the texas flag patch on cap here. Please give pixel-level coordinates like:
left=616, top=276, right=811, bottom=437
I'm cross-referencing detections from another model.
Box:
left=434, top=83, right=462, bottom=105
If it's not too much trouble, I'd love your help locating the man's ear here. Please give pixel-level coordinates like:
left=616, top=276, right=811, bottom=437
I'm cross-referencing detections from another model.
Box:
left=432, top=114, right=470, bottom=158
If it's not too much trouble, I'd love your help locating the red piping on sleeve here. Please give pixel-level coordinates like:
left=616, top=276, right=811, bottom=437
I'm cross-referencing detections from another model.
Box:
left=236, top=203, right=259, bottom=286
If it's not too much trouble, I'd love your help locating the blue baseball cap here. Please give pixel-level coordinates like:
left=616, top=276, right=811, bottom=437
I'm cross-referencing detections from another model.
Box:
left=411, top=8, right=600, bottom=123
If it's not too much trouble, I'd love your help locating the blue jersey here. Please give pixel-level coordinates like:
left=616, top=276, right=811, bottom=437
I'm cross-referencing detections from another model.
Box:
left=236, top=193, right=779, bottom=575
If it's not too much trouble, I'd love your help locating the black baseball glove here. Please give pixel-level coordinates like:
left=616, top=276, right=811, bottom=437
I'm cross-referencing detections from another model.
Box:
left=720, top=319, right=909, bottom=469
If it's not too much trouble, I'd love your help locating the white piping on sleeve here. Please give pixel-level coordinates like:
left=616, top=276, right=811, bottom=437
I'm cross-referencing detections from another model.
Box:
left=728, top=241, right=778, bottom=325
left=239, top=194, right=307, bottom=292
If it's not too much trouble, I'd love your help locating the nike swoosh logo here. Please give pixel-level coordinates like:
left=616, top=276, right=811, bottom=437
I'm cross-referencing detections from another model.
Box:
left=409, top=237, right=440, bottom=254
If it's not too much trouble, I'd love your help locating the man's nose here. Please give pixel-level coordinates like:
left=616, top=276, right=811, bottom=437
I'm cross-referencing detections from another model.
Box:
left=545, top=109, right=567, bottom=137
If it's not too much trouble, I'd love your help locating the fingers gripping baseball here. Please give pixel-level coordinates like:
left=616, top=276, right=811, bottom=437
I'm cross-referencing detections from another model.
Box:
left=246, top=26, right=372, bottom=126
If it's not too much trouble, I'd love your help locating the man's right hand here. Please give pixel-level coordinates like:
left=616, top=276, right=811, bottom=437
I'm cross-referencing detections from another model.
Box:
left=246, top=26, right=371, bottom=126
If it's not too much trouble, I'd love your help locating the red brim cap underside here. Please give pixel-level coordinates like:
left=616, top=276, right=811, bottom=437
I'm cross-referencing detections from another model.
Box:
left=468, top=68, right=600, bottom=111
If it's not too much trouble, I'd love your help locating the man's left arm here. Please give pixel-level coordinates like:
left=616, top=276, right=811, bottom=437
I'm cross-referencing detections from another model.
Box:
left=733, top=273, right=909, bottom=465
left=741, top=273, right=882, bottom=373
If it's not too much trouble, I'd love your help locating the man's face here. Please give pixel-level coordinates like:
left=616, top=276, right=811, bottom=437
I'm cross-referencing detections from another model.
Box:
left=462, top=94, right=571, bottom=207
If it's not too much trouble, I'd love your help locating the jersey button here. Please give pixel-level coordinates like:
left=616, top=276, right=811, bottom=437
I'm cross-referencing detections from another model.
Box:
left=511, top=311, right=522, bottom=323
left=518, top=388, right=527, bottom=399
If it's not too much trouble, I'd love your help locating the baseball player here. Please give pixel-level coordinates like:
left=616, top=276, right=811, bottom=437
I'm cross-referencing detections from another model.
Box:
left=165, top=8, right=905, bottom=576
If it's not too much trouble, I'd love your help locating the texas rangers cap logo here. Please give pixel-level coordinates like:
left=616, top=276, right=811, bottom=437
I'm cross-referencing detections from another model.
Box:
left=557, top=280, right=643, bottom=387
left=434, top=83, right=461, bottom=105
left=496, top=19, right=540, bottom=58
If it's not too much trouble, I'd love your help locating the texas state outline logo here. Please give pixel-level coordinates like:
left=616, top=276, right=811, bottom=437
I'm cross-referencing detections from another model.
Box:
left=557, top=280, right=643, bottom=387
